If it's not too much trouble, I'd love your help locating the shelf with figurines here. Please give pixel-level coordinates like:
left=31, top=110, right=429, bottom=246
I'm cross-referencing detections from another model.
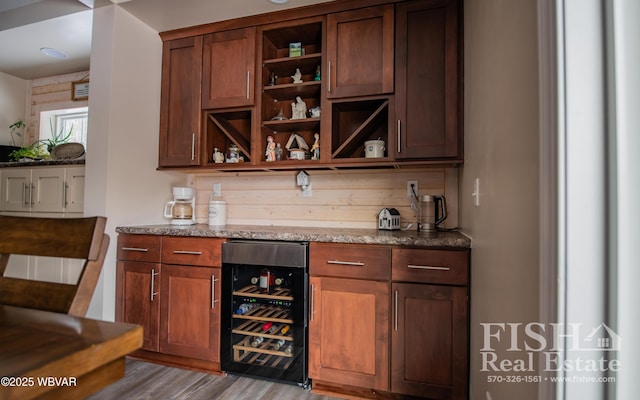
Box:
left=262, top=131, right=321, bottom=164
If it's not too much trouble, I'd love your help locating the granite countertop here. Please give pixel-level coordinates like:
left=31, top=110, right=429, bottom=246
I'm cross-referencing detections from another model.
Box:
left=115, top=224, right=471, bottom=249
left=0, top=159, right=85, bottom=167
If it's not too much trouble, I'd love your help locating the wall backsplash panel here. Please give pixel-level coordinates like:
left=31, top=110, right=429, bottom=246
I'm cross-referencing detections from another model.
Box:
left=192, top=168, right=458, bottom=229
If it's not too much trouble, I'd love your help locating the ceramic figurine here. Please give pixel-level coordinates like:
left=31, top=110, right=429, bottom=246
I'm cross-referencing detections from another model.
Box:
left=309, top=106, right=321, bottom=118
left=265, top=136, right=276, bottom=162
left=213, top=148, right=224, bottom=163
left=275, top=143, right=283, bottom=161
left=291, top=68, right=303, bottom=84
left=291, top=96, right=307, bottom=120
left=314, top=65, right=321, bottom=81
left=311, top=133, right=320, bottom=160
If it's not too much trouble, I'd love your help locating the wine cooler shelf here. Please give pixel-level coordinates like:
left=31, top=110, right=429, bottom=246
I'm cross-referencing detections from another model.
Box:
left=233, top=335, right=297, bottom=369
left=233, top=305, right=293, bottom=324
left=232, top=284, right=294, bottom=300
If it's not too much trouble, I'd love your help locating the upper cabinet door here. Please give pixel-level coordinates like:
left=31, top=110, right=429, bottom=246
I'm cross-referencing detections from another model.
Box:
left=326, top=5, right=394, bottom=99
left=202, top=27, right=256, bottom=109
left=395, top=0, right=461, bottom=160
left=159, top=36, right=203, bottom=167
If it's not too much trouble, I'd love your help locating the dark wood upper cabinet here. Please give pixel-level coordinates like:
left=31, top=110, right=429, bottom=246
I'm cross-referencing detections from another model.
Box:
left=326, top=4, right=394, bottom=99
left=202, top=27, right=256, bottom=109
left=158, top=36, right=203, bottom=167
left=395, top=0, right=461, bottom=160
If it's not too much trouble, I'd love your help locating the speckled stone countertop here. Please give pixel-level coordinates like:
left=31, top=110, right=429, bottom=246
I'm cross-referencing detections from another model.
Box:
left=115, top=224, right=471, bottom=249
left=0, top=159, right=85, bottom=167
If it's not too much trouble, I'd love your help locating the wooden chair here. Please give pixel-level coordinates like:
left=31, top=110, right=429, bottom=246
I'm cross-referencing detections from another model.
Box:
left=0, top=215, right=109, bottom=317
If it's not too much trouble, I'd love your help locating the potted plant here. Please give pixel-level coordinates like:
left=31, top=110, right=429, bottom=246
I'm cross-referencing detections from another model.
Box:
left=42, top=119, right=72, bottom=152
left=10, top=120, right=26, bottom=147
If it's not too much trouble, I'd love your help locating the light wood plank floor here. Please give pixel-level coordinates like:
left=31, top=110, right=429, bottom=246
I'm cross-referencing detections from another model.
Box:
left=88, top=359, right=344, bottom=400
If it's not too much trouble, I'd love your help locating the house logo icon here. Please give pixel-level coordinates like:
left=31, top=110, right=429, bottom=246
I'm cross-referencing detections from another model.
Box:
left=582, top=323, right=622, bottom=351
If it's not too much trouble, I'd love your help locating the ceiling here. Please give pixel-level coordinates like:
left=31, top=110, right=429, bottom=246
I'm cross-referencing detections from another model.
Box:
left=0, top=0, right=334, bottom=80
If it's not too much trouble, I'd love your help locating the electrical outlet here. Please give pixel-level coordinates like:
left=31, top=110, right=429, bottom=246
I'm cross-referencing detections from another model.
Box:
left=407, top=180, right=418, bottom=197
left=302, top=183, right=312, bottom=197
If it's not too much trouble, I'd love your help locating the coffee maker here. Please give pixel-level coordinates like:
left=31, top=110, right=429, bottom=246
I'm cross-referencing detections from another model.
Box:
left=164, top=187, right=196, bottom=225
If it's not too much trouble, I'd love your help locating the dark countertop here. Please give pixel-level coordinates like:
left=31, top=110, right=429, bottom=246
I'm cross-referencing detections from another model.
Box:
left=0, top=159, right=85, bottom=167
left=115, top=224, right=471, bottom=249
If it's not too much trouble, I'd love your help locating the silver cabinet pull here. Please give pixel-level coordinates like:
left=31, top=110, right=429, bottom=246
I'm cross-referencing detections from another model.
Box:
left=211, top=275, right=218, bottom=309
left=173, top=250, right=202, bottom=255
left=62, top=182, right=69, bottom=207
left=23, top=182, right=29, bottom=207
left=150, top=269, right=159, bottom=301
left=30, top=183, right=34, bottom=205
left=246, top=71, right=250, bottom=99
left=397, top=120, right=401, bottom=153
left=327, top=260, right=364, bottom=267
left=407, top=264, right=451, bottom=271
left=121, top=247, right=149, bottom=252
left=394, top=290, right=399, bottom=331
left=310, top=284, right=315, bottom=321
left=327, top=61, right=331, bottom=93
left=191, top=133, right=195, bottom=161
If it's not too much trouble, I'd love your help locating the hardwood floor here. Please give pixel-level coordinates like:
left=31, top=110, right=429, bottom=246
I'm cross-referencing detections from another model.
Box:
left=88, top=359, right=344, bottom=400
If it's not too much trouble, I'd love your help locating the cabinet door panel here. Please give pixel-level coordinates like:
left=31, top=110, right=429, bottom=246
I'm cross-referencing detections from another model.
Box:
left=31, top=168, right=65, bottom=213
left=160, top=265, right=220, bottom=361
left=159, top=36, right=203, bottom=167
left=395, top=0, right=460, bottom=159
left=64, top=167, right=85, bottom=213
left=327, top=5, right=394, bottom=98
left=117, top=261, right=160, bottom=352
left=309, top=277, right=389, bottom=390
left=202, top=27, right=256, bottom=109
left=1, top=169, right=29, bottom=211
left=392, top=282, right=468, bottom=399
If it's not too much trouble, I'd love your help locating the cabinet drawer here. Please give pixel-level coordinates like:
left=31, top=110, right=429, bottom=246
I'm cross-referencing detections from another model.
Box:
left=310, top=243, right=390, bottom=280
left=392, top=248, right=469, bottom=285
left=162, top=237, right=223, bottom=267
left=117, top=235, right=161, bottom=262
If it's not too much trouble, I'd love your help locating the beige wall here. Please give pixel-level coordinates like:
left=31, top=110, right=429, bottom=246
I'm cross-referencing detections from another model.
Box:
left=460, top=0, right=540, bottom=399
left=0, top=71, right=27, bottom=146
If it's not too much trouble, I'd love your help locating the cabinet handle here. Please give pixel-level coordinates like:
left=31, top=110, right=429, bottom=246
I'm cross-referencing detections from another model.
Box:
left=310, top=284, right=315, bottom=321
left=30, top=183, right=35, bottom=205
left=211, top=275, right=218, bottom=309
left=407, top=264, right=451, bottom=271
left=327, top=260, right=364, bottom=267
left=121, top=247, right=149, bottom=252
left=150, top=269, right=159, bottom=302
left=327, top=61, right=331, bottom=93
left=172, top=250, right=202, bottom=255
left=62, top=182, right=68, bottom=207
left=246, top=71, right=250, bottom=99
left=191, top=133, right=195, bottom=161
left=394, top=290, right=398, bottom=332
left=23, top=183, right=29, bottom=207
left=397, top=120, right=401, bottom=153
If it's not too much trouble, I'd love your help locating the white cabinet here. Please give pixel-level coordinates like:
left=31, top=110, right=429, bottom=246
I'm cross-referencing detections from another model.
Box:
left=0, top=165, right=84, bottom=214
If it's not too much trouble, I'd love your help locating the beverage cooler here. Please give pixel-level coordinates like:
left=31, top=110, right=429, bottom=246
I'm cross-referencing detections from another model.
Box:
left=221, top=240, right=309, bottom=388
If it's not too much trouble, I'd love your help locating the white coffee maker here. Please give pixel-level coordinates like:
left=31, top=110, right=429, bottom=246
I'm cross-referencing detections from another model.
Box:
left=164, top=187, right=196, bottom=225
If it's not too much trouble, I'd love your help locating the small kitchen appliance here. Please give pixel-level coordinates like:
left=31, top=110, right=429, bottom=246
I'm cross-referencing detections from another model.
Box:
left=418, top=195, right=447, bottom=232
left=364, top=139, right=385, bottom=158
left=164, top=186, right=196, bottom=225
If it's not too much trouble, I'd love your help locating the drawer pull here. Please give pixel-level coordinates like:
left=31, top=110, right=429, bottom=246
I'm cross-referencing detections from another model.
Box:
left=408, top=264, right=450, bottom=271
left=172, top=250, right=202, bottom=255
left=327, top=260, right=364, bottom=267
left=122, top=247, right=149, bottom=252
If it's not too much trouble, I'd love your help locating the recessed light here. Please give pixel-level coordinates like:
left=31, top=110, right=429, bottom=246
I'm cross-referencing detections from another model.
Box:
left=268, top=0, right=289, bottom=4
left=40, top=47, right=68, bottom=59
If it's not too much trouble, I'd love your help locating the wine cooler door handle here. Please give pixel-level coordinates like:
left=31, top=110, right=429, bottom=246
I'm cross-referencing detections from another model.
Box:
left=394, top=290, right=398, bottom=331
left=150, top=269, right=159, bottom=302
left=327, top=260, right=364, bottom=267
left=211, top=275, right=219, bottom=309
left=310, top=284, right=315, bottom=322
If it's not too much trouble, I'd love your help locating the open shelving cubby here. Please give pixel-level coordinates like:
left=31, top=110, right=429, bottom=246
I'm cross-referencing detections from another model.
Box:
left=204, top=109, right=253, bottom=165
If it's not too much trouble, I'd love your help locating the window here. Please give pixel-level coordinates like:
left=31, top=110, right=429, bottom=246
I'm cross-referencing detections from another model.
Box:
left=40, top=107, right=89, bottom=149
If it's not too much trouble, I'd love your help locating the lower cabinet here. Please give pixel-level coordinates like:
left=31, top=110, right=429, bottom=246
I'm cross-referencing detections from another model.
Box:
left=309, top=243, right=470, bottom=400
left=116, top=234, right=223, bottom=369
left=308, top=276, right=390, bottom=390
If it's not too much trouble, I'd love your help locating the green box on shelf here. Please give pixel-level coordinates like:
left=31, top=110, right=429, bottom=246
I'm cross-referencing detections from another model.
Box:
left=289, top=42, right=302, bottom=57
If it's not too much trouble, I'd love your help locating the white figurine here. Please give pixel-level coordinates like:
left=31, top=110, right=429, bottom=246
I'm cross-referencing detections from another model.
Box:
left=291, top=96, right=307, bottom=120
left=291, top=68, right=303, bottom=84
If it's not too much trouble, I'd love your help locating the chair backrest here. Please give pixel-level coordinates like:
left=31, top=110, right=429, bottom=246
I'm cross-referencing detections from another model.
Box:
left=0, top=215, right=109, bottom=317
